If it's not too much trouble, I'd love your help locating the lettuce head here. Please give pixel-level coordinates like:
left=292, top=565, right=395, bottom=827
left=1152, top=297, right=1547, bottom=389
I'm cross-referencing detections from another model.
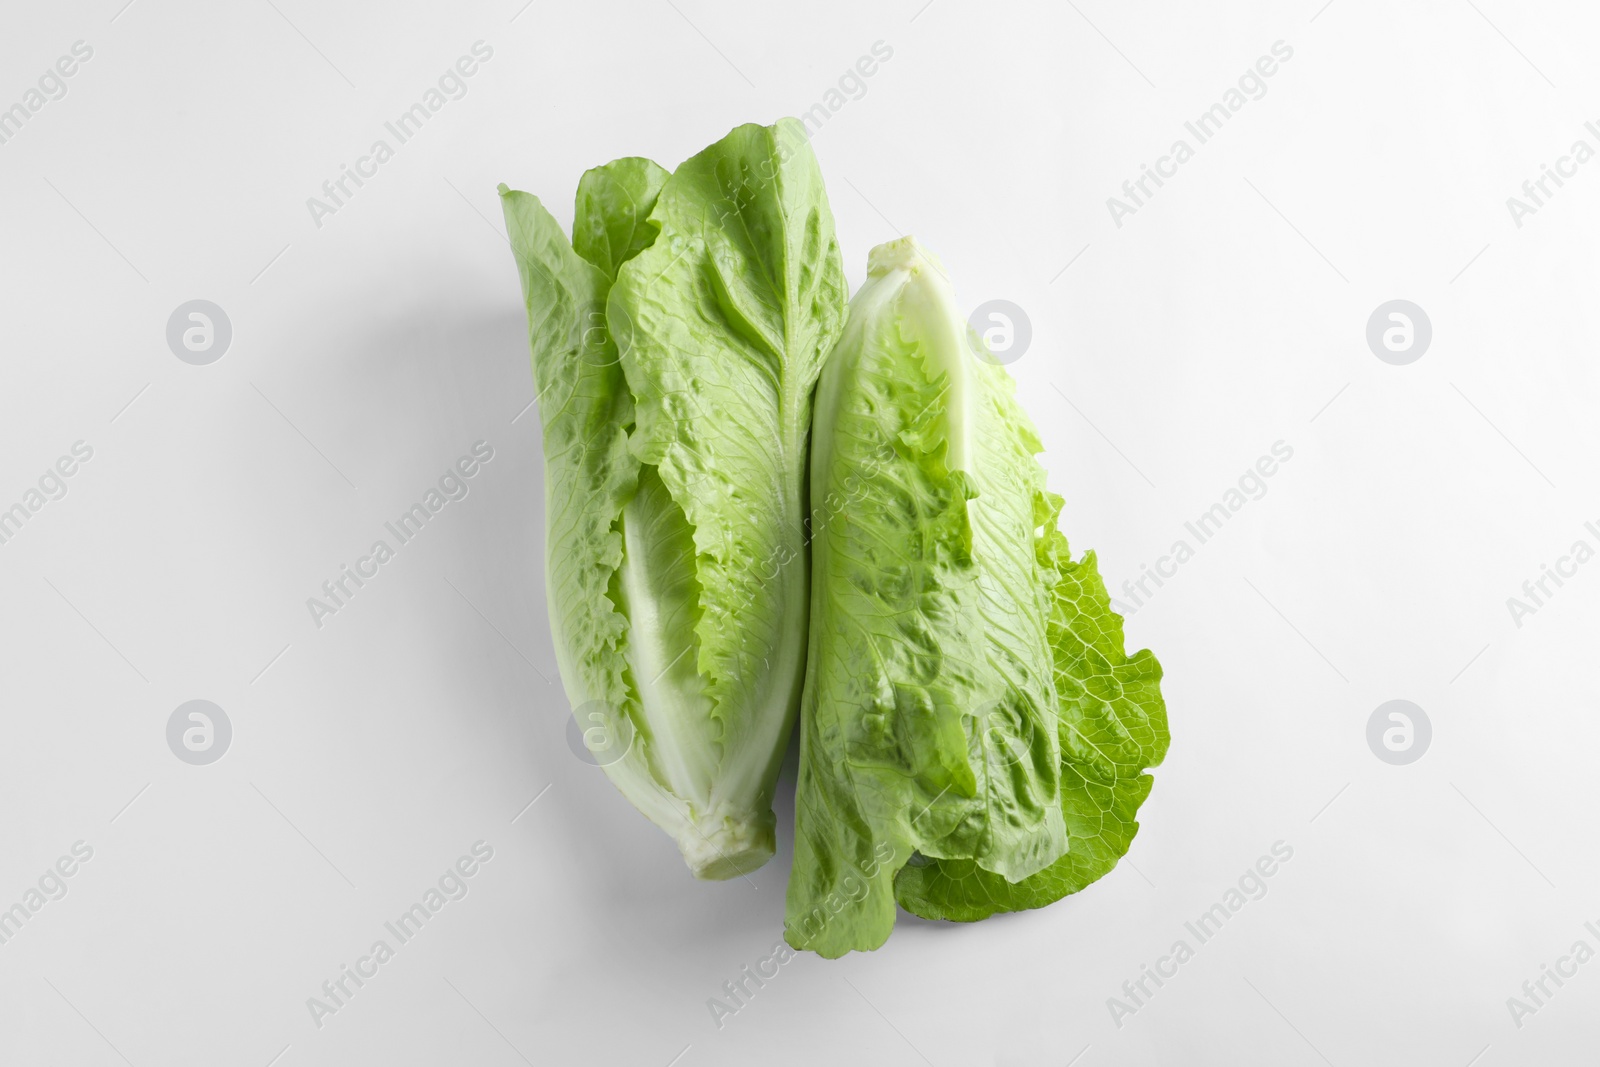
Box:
left=785, top=237, right=1168, bottom=955
left=499, top=119, right=847, bottom=879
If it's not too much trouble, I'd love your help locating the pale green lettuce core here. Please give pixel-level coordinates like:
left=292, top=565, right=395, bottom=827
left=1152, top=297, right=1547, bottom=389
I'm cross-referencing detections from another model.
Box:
left=499, top=119, right=847, bottom=880
left=785, top=237, right=1167, bottom=954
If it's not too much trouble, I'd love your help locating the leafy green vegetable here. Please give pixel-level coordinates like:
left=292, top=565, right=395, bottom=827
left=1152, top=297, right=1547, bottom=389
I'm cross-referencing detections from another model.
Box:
left=502, top=119, right=1164, bottom=923
left=785, top=238, right=1063, bottom=955
left=499, top=120, right=847, bottom=879
left=784, top=237, right=1167, bottom=954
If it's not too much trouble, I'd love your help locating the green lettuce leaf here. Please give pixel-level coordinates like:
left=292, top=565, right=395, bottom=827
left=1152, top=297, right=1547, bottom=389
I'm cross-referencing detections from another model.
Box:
left=893, top=533, right=1169, bottom=920
left=785, top=238, right=1075, bottom=956
left=499, top=162, right=681, bottom=868
left=572, top=157, right=669, bottom=278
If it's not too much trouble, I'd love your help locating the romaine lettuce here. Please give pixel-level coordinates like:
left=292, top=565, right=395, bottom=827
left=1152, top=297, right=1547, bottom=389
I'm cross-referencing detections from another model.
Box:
left=785, top=237, right=1167, bottom=954
left=500, top=119, right=846, bottom=879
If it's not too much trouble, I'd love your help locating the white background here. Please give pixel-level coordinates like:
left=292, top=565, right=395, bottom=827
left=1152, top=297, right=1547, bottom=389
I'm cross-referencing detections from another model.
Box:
left=3, top=0, right=1598, bottom=1064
